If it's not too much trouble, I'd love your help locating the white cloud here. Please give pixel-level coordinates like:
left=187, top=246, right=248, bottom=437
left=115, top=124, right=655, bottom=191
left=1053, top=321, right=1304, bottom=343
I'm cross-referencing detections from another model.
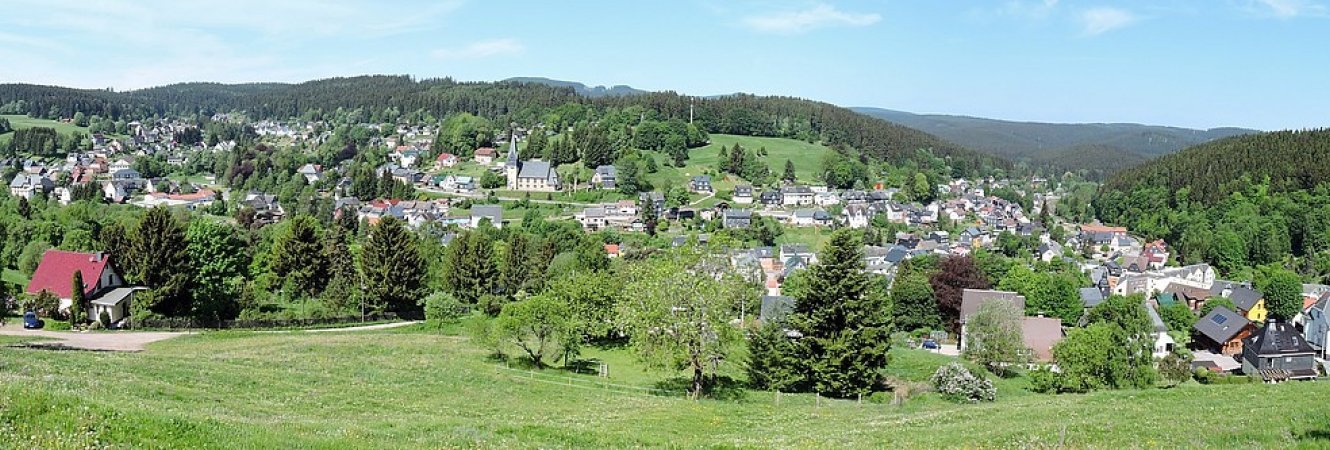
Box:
left=741, top=3, right=881, bottom=34
left=432, top=38, right=525, bottom=61
left=1079, top=7, right=1137, bottom=35
left=1253, top=0, right=1328, bottom=18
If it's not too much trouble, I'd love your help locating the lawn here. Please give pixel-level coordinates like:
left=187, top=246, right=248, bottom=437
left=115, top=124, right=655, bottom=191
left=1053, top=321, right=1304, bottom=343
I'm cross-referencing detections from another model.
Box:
left=0, top=325, right=1326, bottom=448
left=0, top=114, right=93, bottom=147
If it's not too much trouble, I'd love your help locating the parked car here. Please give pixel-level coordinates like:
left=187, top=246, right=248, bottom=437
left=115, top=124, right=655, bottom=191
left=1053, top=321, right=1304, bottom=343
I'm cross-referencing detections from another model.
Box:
left=921, top=338, right=939, bottom=350
left=23, top=311, right=44, bottom=330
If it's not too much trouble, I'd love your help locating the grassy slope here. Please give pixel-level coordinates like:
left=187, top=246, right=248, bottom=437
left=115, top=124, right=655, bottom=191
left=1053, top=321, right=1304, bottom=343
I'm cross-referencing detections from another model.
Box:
left=2, top=268, right=28, bottom=288
left=0, top=328, right=1326, bottom=448
left=0, top=114, right=92, bottom=147
left=644, top=134, right=832, bottom=193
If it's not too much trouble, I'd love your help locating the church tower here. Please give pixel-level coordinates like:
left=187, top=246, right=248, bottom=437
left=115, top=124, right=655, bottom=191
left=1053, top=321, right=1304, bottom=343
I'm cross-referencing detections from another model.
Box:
left=505, top=129, right=519, bottom=190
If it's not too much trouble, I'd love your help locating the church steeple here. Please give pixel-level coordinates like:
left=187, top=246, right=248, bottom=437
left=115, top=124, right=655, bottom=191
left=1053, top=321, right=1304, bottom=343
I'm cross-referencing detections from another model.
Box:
left=506, top=129, right=519, bottom=166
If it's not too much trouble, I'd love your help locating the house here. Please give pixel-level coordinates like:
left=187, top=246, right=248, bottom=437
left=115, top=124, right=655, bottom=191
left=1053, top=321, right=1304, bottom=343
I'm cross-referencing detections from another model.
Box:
left=1241, top=321, right=1319, bottom=382
left=474, top=147, right=497, bottom=164
left=8, top=174, right=53, bottom=199
left=245, top=193, right=285, bottom=225
left=504, top=138, right=560, bottom=192
left=1194, top=306, right=1255, bottom=356
left=639, top=192, right=666, bottom=215
left=298, top=164, right=323, bottom=184
left=1037, top=241, right=1063, bottom=262
left=1021, top=316, right=1064, bottom=362
left=604, top=244, right=620, bottom=258
left=25, top=250, right=139, bottom=325
left=592, top=165, right=617, bottom=190
left=435, top=153, right=459, bottom=168
left=959, top=289, right=1027, bottom=351
left=733, top=185, right=754, bottom=204
left=780, top=185, right=815, bottom=206
left=1216, top=284, right=1268, bottom=322
left=1079, top=287, right=1106, bottom=309
left=1145, top=303, right=1176, bottom=358
left=1304, top=293, right=1330, bottom=358
left=690, top=175, right=713, bottom=193
left=723, top=209, right=752, bottom=229
left=470, top=204, right=503, bottom=229
left=759, top=190, right=783, bottom=207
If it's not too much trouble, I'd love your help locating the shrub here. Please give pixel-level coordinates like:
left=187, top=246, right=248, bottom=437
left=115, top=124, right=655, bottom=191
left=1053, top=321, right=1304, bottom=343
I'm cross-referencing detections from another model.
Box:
left=422, top=292, right=464, bottom=329
left=98, top=311, right=112, bottom=329
left=479, top=294, right=508, bottom=317
left=930, top=362, right=996, bottom=403
left=1028, top=365, right=1060, bottom=394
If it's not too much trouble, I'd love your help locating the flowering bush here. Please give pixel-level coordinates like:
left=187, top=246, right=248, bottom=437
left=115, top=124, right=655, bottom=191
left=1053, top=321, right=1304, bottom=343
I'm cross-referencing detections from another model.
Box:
left=930, top=363, right=996, bottom=403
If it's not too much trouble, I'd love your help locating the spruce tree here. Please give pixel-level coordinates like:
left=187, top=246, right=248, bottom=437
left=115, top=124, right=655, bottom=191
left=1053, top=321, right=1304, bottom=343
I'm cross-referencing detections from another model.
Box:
left=271, top=215, right=326, bottom=298
left=788, top=229, right=892, bottom=397
left=783, top=159, right=797, bottom=182
left=360, top=217, right=427, bottom=313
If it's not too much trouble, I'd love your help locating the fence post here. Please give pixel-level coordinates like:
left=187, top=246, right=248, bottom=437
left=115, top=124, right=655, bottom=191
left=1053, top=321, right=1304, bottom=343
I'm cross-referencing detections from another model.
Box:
left=775, top=390, right=780, bottom=405
left=816, top=392, right=821, bottom=408
left=857, top=393, right=862, bottom=405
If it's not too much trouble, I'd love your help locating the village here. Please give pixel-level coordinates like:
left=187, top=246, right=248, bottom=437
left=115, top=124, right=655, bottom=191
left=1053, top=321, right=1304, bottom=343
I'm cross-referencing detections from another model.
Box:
left=3, top=114, right=1324, bottom=386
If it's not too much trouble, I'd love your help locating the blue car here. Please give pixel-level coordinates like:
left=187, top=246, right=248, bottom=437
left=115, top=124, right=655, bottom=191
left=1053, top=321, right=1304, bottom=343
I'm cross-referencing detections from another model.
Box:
left=22, top=311, right=44, bottom=330
left=921, top=338, right=939, bottom=350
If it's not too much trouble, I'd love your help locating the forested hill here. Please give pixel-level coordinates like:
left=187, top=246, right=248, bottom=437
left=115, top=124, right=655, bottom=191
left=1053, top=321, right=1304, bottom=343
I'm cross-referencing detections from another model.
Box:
left=852, top=107, right=1253, bottom=175
left=1093, top=129, right=1330, bottom=279
left=503, top=77, right=647, bottom=98
left=1099, top=129, right=1330, bottom=204
left=0, top=76, right=1005, bottom=173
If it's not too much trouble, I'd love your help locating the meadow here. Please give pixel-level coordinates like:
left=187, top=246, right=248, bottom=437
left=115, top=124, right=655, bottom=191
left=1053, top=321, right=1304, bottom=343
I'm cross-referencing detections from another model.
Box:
left=0, top=114, right=92, bottom=147
left=0, top=324, right=1326, bottom=448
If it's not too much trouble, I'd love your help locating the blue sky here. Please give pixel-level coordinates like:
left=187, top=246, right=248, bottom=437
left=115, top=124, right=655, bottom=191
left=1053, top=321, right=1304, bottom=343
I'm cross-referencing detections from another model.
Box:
left=0, top=0, right=1325, bottom=130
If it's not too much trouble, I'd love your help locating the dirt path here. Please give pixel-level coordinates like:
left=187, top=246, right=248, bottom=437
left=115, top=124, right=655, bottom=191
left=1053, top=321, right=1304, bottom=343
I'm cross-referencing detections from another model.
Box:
left=266, top=321, right=421, bottom=333
left=0, top=324, right=187, bottom=352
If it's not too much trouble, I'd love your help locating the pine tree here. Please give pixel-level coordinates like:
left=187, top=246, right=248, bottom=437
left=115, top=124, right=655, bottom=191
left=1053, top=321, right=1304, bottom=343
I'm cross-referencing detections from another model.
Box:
left=788, top=230, right=893, bottom=397
left=783, top=159, right=797, bottom=182
left=360, top=217, right=426, bottom=313
left=320, top=227, right=360, bottom=314
left=499, top=232, right=532, bottom=296
left=443, top=230, right=498, bottom=305
left=746, top=322, right=807, bottom=391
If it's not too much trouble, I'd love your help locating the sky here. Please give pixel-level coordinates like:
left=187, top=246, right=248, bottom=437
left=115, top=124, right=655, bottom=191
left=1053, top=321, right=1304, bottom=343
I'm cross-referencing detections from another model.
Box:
left=0, top=0, right=1326, bottom=130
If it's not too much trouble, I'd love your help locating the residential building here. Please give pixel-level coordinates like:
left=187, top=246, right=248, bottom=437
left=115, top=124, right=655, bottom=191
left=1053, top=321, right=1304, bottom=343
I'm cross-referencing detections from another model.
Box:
left=592, top=165, right=617, bottom=190
left=25, top=250, right=140, bottom=325
left=690, top=175, right=712, bottom=193
left=733, top=185, right=754, bottom=204
left=470, top=204, right=503, bottom=229
left=1194, top=306, right=1254, bottom=356
left=959, top=289, right=1026, bottom=351
left=1241, top=321, right=1319, bottom=382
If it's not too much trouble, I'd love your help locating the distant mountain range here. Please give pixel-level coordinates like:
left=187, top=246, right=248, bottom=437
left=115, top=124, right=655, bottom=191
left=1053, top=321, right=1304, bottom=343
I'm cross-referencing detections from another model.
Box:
left=503, top=77, right=648, bottom=98
left=851, top=107, right=1256, bottom=176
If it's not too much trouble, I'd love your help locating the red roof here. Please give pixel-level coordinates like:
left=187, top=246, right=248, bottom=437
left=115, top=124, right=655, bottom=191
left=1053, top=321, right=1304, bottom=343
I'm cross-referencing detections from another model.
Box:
left=26, top=250, right=111, bottom=298
left=604, top=244, right=620, bottom=255
left=437, top=153, right=456, bottom=161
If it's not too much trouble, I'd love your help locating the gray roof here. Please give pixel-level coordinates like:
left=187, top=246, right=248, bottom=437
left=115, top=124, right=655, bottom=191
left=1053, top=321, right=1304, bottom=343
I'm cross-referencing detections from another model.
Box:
left=91, top=287, right=145, bottom=306
left=1244, top=321, right=1315, bottom=356
left=471, top=205, right=502, bottom=223
left=1145, top=302, right=1168, bottom=333
left=1194, top=307, right=1251, bottom=344
left=517, top=160, right=554, bottom=180
left=1228, top=286, right=1263, bottom=311
left=595, top=165, right=617, bottom=177
left=960, top=289, right=1026, bottom=322
left=1080, top=287, right=1106, bottom=308
left=724, top=209, right=752, bottom=219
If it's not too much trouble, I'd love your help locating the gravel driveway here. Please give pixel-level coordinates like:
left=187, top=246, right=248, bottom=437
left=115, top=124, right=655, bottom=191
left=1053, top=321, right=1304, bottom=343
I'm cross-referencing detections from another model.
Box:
left=0, top=323, right=187, bottom=352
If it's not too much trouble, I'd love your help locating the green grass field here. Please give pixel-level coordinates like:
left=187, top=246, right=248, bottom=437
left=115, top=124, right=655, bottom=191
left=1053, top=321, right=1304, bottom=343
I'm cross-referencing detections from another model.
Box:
left=0, top=324, right=1326, bottom=448
left=2, top=268, right=28, bottom=288
left=642, top=135, right=832, bottom=195
left=0, top=114, right=93, bottom=147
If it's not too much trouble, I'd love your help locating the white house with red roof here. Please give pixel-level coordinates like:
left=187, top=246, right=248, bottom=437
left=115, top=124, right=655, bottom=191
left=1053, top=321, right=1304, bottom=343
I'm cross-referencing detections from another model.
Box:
left=25, top=250, right=141, bottom=325
left=435, top=153, right=458, bottom=169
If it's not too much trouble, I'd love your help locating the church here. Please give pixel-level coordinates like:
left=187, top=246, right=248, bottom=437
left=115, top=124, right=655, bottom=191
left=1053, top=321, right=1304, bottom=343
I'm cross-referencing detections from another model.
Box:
left=504, top=131, right=561, bottom=192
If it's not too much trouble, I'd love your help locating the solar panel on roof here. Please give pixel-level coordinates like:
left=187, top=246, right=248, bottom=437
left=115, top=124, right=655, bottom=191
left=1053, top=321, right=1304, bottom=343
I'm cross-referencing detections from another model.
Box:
left=1211, top=314, right=1228, bottom=325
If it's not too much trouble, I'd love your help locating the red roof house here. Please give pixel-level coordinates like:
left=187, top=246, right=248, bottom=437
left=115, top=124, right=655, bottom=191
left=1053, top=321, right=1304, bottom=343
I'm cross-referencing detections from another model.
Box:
left=25, top=250, right=136, bottom=324
left=26, top=250, right=117, bottom=299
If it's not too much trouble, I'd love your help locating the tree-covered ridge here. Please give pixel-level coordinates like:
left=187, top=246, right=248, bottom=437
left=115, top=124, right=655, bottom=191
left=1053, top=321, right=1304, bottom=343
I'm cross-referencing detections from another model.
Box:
left=1094, top=129, right=1330, bottom=280
left=0, top=75, right=1006, bottom=174
left=1099, top=129, right=1330, bottom=204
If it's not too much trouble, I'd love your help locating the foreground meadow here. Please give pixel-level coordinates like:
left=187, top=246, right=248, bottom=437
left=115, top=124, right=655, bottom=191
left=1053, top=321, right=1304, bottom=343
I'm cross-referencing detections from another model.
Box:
left=0, top=327, right=1327, bottom=449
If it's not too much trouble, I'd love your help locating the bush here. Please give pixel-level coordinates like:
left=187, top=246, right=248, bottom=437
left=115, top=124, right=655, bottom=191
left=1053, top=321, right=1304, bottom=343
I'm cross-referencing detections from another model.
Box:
left=1028, top=365, right=1060, bottom=394
left=479, top=294, right=508, bottom=317
left=422, top=292, right=464, bottom=329
left=98, top=310, right=112, bottom=328
left=930, top=362, right=996, bottom=403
